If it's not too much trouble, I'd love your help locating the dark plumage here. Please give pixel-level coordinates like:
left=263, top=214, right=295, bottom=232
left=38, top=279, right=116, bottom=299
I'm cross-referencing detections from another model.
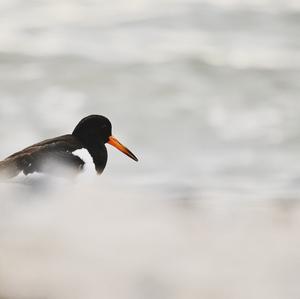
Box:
left=0, top=115, right=138, bottom=179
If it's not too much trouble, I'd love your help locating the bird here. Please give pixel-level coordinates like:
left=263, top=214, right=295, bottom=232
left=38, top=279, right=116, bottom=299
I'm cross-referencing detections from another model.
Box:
left=0, top=115, right=138, bottom=179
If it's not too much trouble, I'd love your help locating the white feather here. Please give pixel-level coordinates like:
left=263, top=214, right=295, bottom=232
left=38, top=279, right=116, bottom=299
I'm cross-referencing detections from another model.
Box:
left=73, top=148, right=96, bottom=176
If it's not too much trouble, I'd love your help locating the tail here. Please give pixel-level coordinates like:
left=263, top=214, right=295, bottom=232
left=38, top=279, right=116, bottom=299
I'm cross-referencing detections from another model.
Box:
left=0, top=158, right=21, bottom=179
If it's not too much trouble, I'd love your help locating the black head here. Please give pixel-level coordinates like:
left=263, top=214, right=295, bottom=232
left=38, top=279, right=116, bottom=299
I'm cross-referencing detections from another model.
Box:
left=72, top=115, right=112, bottom=145
left=72, top=115, right=138, bottom=162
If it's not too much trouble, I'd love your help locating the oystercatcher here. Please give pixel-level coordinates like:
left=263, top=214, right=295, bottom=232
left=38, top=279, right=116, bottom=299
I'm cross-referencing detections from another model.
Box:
left=0, top=115, right=138, bottom=178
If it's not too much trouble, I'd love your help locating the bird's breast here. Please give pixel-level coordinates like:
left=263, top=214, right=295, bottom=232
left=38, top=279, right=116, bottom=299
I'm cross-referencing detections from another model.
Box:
left=72, top=148, right=97, bottom=175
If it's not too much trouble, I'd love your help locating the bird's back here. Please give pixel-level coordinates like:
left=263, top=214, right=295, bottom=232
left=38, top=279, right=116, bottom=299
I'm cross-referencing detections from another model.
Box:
left=0, top=135, right=84, bottom=179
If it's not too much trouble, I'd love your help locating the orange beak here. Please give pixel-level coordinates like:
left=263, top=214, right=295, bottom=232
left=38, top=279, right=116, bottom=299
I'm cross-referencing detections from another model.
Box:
left=108, top=136, right=138, bottom=162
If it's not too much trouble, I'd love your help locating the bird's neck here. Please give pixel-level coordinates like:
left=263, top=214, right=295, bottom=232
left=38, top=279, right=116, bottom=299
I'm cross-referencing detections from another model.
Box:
left=87, top=144, right=108, bottom=174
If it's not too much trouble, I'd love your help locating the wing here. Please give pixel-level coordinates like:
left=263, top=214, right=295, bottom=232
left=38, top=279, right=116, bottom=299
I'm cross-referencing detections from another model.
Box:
left=0, top=135, right=84, bottom=178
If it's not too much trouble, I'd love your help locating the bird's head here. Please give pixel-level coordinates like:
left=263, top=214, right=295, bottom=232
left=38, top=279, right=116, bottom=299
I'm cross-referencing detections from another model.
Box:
left=72, top=115, right=138, bottom=162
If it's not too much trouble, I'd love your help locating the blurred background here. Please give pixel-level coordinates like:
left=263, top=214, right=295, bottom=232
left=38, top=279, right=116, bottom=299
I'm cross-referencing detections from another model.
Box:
left=0, top=0, right=300, bottom=298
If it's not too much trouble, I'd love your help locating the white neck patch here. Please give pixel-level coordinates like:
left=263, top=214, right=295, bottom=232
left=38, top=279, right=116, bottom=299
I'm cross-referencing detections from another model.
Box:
left=73, top=148, right=96, bottom=175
